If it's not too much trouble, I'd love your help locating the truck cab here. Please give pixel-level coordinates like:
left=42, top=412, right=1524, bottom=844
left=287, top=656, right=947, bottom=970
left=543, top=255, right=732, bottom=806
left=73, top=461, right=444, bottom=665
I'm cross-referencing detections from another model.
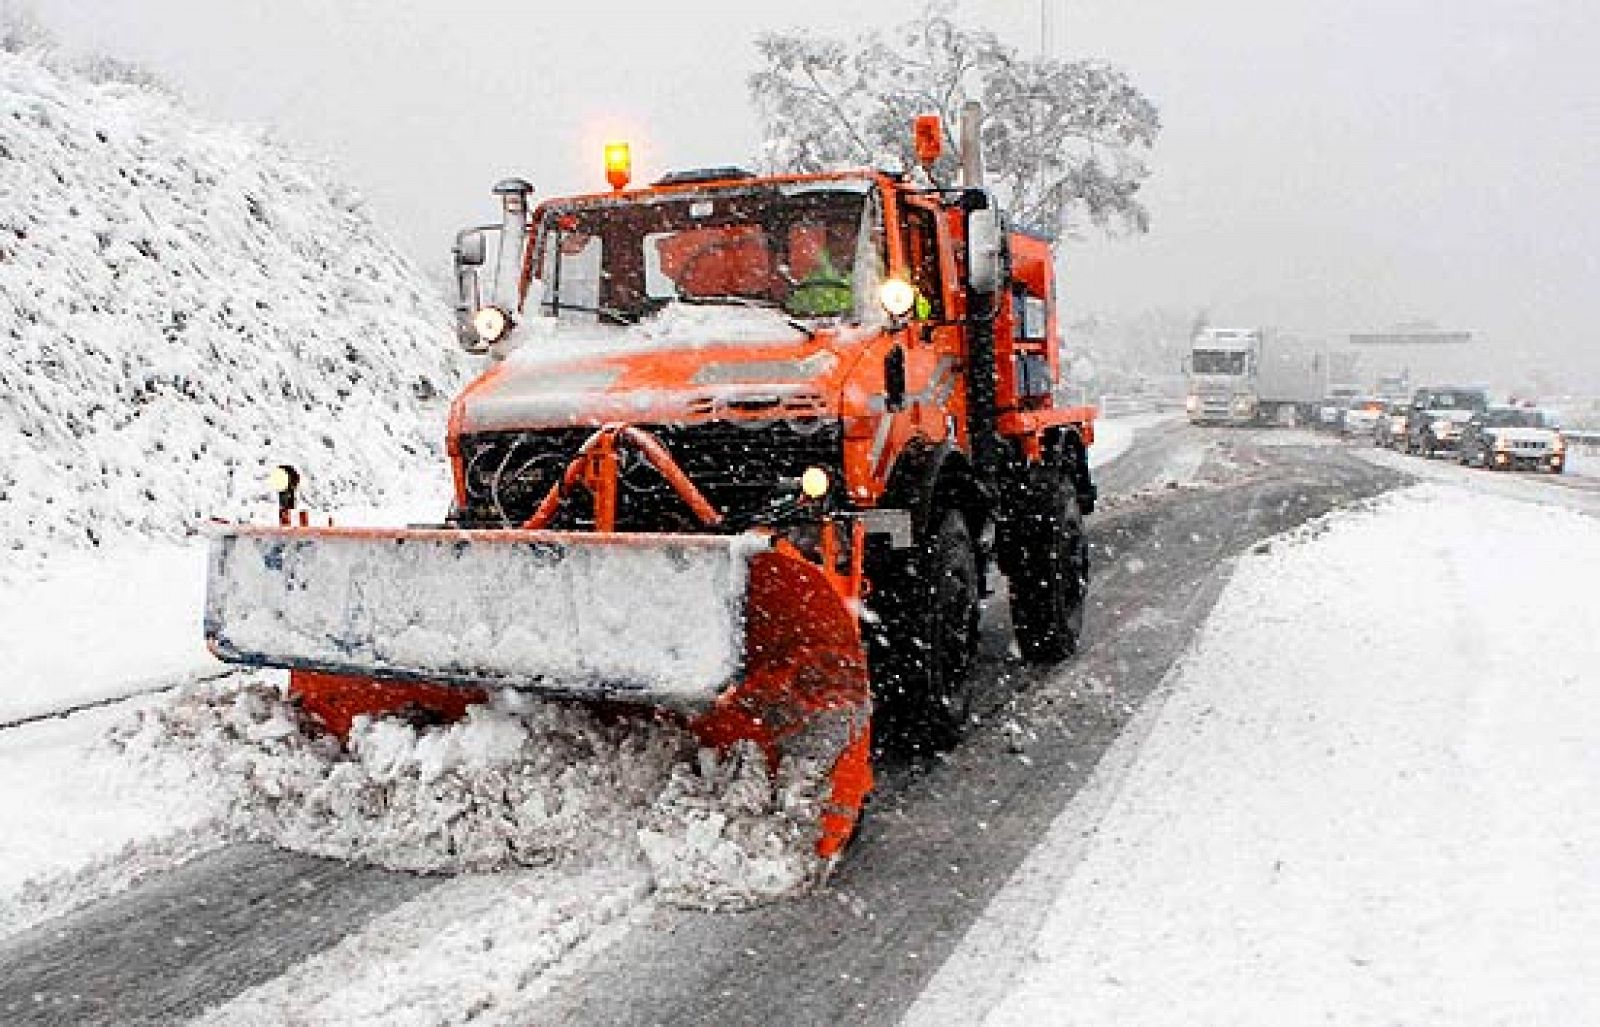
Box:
left=445, top=130, right=1096, bottom=747
left=1186, top=328, right=1260, bottom=424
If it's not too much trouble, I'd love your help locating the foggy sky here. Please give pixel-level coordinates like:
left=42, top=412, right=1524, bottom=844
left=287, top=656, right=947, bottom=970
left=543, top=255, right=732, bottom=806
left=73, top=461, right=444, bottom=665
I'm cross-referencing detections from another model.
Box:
left=23, top=0, right=1600, bottom=388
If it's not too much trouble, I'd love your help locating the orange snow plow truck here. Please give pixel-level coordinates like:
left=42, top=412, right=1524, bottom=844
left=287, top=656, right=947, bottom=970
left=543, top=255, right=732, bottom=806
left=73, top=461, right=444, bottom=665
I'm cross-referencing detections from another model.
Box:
left=204, top=105, right=1095, bottom=860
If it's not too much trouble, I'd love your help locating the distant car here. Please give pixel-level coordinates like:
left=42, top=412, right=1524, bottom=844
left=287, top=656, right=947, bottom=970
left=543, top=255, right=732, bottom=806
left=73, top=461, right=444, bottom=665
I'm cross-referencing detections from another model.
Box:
left=1405, top=386, right=1490, bottom=456
left=1340, top=396, right=1385, bottom=438
left=1457, top=407, right=1566, bottom=473
left=1374, top=400, right=1411, bottom=449
left=1317, top=386, right=1362, bottom=431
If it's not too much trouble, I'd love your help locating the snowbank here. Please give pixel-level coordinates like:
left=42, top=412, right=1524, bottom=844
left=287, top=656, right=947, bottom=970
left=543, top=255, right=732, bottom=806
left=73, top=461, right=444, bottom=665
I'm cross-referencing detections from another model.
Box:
left=910, top=483, right=1600, bottom=1025
left=110, top=678, right=829, bottom=909
left=0, top=540, right=213, bottom=723
left=1086, top=410, right=1175, bottom=470
left=0, top=47, right=461, bottom=577
left=1, top=669, right=834, bottom=949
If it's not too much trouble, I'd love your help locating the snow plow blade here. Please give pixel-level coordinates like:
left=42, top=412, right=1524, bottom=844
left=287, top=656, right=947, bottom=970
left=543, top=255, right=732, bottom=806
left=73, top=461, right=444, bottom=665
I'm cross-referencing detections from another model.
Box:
left=206, top=526, right=774, bottom=708
left=203, top=523, right=872, bottom=857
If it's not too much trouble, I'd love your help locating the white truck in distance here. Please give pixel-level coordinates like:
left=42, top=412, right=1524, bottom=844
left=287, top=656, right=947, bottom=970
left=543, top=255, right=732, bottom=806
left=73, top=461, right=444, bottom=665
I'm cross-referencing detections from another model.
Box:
left=1186, top=327, right=1324, bottom=426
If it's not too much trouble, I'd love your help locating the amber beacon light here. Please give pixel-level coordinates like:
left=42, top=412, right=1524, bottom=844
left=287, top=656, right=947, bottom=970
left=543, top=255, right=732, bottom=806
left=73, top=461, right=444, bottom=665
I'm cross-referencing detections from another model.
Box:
left=604, top=141, right=631, bottom=191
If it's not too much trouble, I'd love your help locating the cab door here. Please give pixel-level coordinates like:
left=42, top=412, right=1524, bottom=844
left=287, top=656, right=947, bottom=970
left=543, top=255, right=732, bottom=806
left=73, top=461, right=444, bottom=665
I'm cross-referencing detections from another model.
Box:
left=898, top=198, right=965, bottom=448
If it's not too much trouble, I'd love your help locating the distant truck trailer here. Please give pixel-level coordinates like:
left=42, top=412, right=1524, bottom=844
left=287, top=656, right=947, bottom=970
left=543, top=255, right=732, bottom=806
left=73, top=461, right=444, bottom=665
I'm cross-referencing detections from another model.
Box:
left=1186, top=327, right=1324, bottom=426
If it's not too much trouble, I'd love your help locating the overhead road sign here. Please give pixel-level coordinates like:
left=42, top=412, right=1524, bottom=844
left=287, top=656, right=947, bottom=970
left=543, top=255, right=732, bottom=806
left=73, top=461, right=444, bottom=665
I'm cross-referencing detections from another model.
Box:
left=1349, top=331, right=1473, bottom=346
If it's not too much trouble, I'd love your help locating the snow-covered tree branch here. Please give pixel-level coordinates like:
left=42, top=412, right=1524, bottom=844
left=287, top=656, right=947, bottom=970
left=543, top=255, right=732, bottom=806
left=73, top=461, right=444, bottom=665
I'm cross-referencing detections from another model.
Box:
left=749, top=3, right=1160, bottom=237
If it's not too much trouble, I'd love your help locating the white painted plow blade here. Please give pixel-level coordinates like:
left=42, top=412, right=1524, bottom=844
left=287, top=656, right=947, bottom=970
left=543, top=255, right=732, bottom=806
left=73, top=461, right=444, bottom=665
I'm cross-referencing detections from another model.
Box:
left=204, top=525, right=769, bottom=710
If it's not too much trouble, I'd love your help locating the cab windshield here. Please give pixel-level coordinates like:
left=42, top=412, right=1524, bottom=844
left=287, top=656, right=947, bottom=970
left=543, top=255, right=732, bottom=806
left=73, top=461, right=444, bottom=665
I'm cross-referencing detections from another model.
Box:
left=1423, top=390, right=1488, bottom=411
left=1483, top=408, right=1547, bottom=428
left=527, top=182, right=885, bottom=327
left=1192, top=350, right=1247, bottom=375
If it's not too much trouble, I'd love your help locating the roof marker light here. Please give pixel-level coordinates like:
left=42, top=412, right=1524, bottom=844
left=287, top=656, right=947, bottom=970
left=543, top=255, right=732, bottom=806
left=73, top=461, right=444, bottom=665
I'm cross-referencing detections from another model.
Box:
left=604, top=141, right=631, bottom=191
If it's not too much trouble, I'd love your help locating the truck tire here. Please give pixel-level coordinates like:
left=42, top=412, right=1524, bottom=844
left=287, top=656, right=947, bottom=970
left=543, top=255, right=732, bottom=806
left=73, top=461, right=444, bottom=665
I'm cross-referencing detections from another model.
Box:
left=1008, top=471, right=1089, bottom=664
left=868, top=510, right=980, bottom=752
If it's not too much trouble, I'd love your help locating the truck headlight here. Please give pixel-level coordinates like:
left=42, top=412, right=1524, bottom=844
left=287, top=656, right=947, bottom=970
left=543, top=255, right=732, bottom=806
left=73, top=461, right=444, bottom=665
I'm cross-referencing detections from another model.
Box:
left=878, top=278, right=916, bottom=318
left=1552, top=434, right=1566, bottom=453
left=1186, top=395, right=1199, bottom=412
left=472, top=306, right=511, bottom=344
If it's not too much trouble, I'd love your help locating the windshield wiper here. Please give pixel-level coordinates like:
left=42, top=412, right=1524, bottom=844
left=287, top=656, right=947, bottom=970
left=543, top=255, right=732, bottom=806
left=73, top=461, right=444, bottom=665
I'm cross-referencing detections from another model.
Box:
left=675, top=294, right=816, bottom=340
left=543, top=299, right=638, bottom=324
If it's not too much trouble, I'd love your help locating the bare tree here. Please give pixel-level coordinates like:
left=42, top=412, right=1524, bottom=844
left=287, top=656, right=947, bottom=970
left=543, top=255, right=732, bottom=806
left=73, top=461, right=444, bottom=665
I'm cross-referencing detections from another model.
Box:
left=749, top=2, right=1160, bottom=237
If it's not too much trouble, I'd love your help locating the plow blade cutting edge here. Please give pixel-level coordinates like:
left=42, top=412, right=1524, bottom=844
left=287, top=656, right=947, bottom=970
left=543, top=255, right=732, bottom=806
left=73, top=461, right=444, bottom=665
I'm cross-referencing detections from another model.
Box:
left=204, top=524, right=873, bottom=857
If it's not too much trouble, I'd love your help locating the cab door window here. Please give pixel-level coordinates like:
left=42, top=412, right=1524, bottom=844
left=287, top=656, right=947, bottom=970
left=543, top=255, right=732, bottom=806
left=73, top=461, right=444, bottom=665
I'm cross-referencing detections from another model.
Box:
left=901, top=205, right=944, bottom=321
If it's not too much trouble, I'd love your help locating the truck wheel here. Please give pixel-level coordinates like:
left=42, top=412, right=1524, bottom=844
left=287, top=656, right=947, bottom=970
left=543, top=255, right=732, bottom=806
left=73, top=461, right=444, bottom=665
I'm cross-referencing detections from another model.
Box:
left=869, top=510, right=980, bottom=752
left=1009, top=473, right=1089, bottom=664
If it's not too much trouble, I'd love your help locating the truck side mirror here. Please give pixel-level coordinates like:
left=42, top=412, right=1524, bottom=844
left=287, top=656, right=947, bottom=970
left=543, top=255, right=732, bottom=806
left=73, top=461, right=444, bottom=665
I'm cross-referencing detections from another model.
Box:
left=454, top=227, right=496, bottom=354
left=456, top=229, right=487, bottom=268
left=884, top=345, right=907, bottom=412
left=966, top=208, right=1000, bottom=294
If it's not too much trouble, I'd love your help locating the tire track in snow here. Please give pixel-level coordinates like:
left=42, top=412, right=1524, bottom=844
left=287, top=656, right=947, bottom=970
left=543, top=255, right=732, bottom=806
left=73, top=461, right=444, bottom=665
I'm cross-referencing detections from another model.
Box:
left=0, top=844, right=438, bottom=1027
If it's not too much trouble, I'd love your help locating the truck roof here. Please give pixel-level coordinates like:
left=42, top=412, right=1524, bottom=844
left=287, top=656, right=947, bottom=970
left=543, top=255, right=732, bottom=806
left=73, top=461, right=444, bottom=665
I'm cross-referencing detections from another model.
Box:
left=546, top=168, right=889, bottom=208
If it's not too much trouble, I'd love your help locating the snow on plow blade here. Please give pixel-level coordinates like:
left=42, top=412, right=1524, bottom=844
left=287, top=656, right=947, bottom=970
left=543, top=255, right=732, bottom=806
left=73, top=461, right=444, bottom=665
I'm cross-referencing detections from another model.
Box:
left=205, top=525, right=775, bottom=710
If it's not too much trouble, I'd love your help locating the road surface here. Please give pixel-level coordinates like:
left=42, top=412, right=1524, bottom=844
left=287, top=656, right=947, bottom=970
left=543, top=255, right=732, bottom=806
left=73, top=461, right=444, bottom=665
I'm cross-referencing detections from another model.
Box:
left=0, top=423, right=1408, bottom=1026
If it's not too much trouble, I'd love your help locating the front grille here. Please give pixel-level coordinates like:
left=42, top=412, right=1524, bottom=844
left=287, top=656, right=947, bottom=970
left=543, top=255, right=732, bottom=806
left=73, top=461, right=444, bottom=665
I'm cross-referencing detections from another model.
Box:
left=1510, top=439, right=1548, bottom=452
left=456, top=420, right=843, bottom=530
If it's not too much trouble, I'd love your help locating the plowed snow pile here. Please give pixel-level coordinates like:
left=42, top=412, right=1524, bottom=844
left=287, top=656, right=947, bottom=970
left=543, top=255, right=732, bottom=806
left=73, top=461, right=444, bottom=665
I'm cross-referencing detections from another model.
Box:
left=0, top=46, right=460, bottom=576
left=108, top=679, right=829, bottom=909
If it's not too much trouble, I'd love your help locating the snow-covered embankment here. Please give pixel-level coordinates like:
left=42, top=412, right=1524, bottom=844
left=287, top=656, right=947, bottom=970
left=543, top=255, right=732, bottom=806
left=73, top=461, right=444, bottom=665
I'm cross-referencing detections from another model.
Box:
left=0, top=45, right=461, bottom=720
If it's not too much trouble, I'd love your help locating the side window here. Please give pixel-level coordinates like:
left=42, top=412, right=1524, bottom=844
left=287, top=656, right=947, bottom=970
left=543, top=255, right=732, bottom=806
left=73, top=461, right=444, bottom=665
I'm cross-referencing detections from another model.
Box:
left=902, top=206, right=944, bottom=321
left=1012, top=289, right=1047, bottom=341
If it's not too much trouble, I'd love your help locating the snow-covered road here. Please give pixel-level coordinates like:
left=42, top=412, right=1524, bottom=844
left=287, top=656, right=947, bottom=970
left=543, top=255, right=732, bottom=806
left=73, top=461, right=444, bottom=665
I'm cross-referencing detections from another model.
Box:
left=1, top=413, right=1299, bottom=1023
left=12, top=423, right=1597, bottom=1025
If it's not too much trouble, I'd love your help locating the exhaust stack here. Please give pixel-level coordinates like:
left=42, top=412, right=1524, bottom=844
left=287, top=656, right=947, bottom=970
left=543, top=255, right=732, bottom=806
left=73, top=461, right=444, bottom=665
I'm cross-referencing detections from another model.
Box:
left=958, top=100, right=986, bottom=188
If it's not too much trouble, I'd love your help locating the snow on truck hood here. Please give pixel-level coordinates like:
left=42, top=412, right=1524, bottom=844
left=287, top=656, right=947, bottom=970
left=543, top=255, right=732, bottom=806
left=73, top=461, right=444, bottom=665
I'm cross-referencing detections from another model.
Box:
left=460, top=304, right=864, bottom=433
